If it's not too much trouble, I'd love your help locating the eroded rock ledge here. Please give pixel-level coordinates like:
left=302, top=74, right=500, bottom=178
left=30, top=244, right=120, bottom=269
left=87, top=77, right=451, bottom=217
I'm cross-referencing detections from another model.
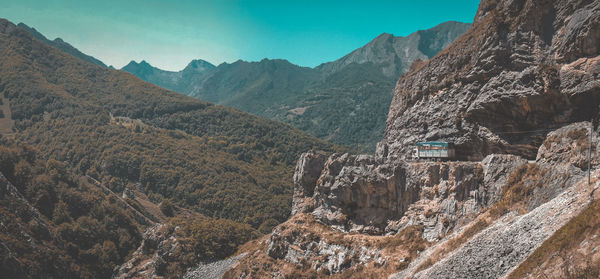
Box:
left=292, top=150, right=526, bottom=240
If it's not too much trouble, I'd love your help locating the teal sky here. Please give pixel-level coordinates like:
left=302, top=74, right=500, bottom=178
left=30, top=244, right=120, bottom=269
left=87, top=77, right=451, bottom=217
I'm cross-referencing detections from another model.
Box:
left=3, top=0, right=480, bottom=71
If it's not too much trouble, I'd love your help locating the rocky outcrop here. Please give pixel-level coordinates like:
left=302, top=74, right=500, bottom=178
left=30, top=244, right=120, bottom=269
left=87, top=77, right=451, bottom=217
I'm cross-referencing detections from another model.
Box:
left=291, top=151, right=328, bottom=215
left=229, top=120, right=598, bottom=278
left=115, top=224, right=180, bottom=279
left=384, top=0, right=600, bottom=161
left=292, top=151, right=527, bottom=240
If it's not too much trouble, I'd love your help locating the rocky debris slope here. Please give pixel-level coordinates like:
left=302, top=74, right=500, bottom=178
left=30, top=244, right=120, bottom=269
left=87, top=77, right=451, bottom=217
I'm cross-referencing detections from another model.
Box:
left=383, top=0, right=600, bottom=160
left=397, top=171, right=599, bottom=278
left=183, top=253, right=247, bottom=279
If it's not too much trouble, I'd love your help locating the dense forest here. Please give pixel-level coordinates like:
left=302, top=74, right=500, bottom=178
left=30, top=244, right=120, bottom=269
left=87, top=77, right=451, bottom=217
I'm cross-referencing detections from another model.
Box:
left=0, top=138, right=264, bottom=278
left=0, top=139, right=144, bottom=278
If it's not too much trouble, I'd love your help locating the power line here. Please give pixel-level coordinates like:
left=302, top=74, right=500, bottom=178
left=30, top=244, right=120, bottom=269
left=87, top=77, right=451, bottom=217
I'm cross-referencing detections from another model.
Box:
left=490, top=121, right=584, bottom=135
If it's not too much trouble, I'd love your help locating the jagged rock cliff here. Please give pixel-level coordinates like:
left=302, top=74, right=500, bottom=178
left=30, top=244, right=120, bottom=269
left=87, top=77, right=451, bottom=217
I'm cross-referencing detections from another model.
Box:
left=383, top=0, right=599, bottom=160
left=291, top=151, right=527, bottom=240
left=224, top=0, right=600, bottom=278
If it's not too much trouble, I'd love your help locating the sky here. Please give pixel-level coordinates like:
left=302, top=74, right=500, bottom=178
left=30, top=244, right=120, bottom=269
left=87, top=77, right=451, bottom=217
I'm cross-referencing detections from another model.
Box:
left=3, top=0, right=481, bottom=71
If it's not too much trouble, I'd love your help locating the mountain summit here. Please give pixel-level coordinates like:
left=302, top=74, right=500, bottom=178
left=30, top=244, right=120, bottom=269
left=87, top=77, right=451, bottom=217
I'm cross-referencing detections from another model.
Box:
left=316, top=21, right=471, bottom=77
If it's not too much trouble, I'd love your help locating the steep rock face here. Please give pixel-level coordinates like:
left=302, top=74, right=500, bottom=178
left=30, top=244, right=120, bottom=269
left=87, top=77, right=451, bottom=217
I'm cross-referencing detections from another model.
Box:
left=384, top=0, right=600, bottom=160
left=292, top=152, right=526, bottom=239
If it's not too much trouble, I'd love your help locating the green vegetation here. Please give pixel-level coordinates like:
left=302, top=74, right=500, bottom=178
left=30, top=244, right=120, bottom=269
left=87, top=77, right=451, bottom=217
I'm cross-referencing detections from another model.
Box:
left=192, top=61, right=395, bottom=152
left=0, top=19, right=345, bottom=277
left=1, top=21, right=340, bottom=230
left=0, top=139, right=144, bottom=278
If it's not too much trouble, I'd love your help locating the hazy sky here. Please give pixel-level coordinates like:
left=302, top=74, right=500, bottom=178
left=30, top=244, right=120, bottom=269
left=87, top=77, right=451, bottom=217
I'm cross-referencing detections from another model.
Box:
left=3, top=0, right=480, bottom=71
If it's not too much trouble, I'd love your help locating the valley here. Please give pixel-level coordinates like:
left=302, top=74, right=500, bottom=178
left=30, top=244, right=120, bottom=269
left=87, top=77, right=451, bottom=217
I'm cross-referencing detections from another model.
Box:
left=122, top=22, right=471, bottom=152
left=0, top=0, right=599, bottom=278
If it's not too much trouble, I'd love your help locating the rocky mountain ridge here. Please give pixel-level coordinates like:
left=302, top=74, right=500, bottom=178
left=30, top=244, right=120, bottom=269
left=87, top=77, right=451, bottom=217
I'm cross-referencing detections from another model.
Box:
left=122, top=59, right=216, bottom=95
left=316, top=21, right=471, bottom=78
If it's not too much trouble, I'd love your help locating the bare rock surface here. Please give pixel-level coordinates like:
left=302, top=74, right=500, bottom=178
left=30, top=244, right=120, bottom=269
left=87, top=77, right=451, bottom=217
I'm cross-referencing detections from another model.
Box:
left=295, top=151, right=527, bottom=240
left=404, top=170, right=599, bottom=279
left=384, top=0, right=600, bottom=161
left=183, top=253, right=247, bottom=279
left=115, top=224, right=180, bottom=279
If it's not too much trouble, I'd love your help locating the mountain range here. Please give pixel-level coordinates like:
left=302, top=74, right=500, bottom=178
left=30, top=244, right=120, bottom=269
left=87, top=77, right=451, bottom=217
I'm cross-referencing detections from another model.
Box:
left=3, top=0, right=598, bottom=277
left=122, top=21, right=471, bottom=151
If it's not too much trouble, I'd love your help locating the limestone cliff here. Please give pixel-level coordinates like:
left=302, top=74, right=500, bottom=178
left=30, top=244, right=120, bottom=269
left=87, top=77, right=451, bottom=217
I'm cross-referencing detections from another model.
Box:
left=223, top=0, right=600, bottom=278
left=383, top=0, right=599, bottom=160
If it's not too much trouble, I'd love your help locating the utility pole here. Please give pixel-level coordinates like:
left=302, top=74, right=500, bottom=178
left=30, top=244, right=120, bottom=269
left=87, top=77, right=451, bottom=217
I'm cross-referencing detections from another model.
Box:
left=589, top=119, right=593, bottom=185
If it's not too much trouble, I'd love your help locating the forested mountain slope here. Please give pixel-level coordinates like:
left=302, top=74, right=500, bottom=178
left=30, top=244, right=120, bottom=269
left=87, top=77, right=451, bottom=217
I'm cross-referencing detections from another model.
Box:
left=17, top=22, right=107, bottom=67
left=0, top=18, right=343, bottom=277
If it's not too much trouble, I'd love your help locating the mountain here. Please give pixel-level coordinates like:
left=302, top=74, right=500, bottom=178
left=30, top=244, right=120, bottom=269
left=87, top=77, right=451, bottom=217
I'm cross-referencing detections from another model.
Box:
left=122, top=59, right=216, bottom=94
left=316, top=21, right=472, bottom=77
left=17, top=22, right=107, bottom=67
left=122, top=21, right=471, bottom=152
left=0, top=18, right=343, bottom=278
left=219, top=0, right=600, bottom=278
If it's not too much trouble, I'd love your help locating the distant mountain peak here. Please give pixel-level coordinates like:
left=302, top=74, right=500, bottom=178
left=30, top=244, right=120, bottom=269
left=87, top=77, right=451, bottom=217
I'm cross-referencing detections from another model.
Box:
left=183, top=59, right=216, bottom=72
left=316, top=21, right=471, bottom=77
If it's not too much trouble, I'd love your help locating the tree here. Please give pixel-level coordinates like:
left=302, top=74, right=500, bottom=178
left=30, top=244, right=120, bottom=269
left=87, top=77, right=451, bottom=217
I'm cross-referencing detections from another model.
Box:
left=160, top=199, right=175, bottom=217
